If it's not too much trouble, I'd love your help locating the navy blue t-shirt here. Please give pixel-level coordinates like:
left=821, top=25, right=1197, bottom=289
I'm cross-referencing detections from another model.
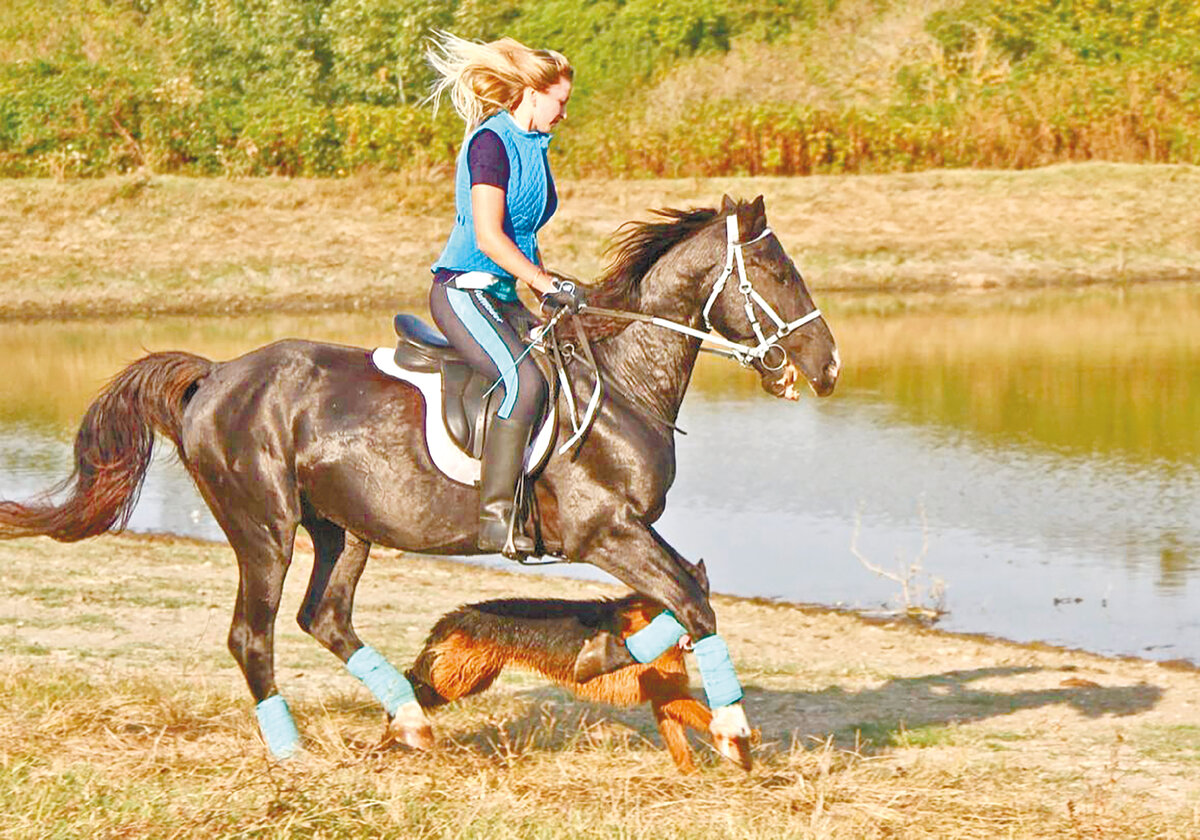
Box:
left=467, top=129, right=557, bottom=225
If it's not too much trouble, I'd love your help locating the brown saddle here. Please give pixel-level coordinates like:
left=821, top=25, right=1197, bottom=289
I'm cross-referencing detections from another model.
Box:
left=390, top=313, right=553, bottom=459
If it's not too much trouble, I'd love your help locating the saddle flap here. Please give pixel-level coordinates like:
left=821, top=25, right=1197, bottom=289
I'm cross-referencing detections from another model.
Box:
left=440, top=361, right=478, bottom=452
left=369, top=344, right=559, bottom=487
left=376, top=311, right=559, bottom=471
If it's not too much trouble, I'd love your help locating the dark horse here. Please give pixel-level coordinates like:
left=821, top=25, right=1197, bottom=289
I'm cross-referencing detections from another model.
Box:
left=0, top=196, right=838, bottom=765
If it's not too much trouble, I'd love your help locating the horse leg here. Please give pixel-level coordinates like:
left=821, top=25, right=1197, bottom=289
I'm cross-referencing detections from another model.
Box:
left=574, top=522, right=713, bottom=678
left=295, top=514, right=432, bottom=750
left=223, top=527, right=299, bottom=760
left=574, top=519, right=753, bottom=766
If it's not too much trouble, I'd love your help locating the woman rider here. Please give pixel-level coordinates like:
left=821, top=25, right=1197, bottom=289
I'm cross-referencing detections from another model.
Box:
left=426, top=33, right=585, bottom=556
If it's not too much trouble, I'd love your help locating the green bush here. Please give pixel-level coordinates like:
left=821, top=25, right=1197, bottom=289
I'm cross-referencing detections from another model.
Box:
left=0, top=0, right=795, bottom=176
left=927, top=0, right=1200, bottom=68
left=1, top=0, right=1198, bottom=177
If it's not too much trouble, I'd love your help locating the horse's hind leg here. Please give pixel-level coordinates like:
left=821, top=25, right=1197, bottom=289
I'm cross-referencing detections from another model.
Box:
left=296, top=516, right=368, bottom=660
left=297, top=514, right=432, bottom=750
left=222, top=524, right=300, bottom=760
left=186, top=440, right=306, bottom=760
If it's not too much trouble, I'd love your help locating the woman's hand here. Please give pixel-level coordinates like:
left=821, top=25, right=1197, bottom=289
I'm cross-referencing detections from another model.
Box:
left=539, top=274, right=587, bottom=315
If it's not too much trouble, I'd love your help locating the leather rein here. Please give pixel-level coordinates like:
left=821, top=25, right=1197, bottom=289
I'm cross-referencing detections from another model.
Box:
left=533, top=214, right=824, bottom=455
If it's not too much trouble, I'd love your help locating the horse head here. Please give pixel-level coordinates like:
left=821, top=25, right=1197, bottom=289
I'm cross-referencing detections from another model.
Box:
left=706, top=195, right=840, bottom=399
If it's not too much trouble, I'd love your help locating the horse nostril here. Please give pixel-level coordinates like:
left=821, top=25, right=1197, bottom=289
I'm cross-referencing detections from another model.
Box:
left=825, top=349, right=841, bottom=379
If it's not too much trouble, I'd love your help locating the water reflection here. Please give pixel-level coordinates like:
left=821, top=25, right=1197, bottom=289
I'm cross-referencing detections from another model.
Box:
left=828, top=285, right=1200, bottom=464
left=0, top=284, right=1196, bottom=661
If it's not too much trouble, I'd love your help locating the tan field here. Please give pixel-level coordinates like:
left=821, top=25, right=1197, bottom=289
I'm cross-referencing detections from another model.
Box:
left=1, top=532, right=1199, bottom=838
left=2, top=163, right=1199, bottom=321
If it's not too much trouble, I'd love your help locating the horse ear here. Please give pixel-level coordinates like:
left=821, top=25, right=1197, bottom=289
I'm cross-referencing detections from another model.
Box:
left=693, top=559, right=710, bottom=596
left=737, top=194, right=768, bottom=239
left=720, top=194, right=737, bottom=214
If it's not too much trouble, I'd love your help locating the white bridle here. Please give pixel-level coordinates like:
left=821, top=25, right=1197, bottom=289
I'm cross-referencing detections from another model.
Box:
left=699, top=214, right=823, bottom=370
left=580, top=214, right=824, bottom=370
left=538, top=213, right=826, bottom=452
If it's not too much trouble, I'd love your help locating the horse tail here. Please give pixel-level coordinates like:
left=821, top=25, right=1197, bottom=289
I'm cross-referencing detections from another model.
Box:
left=0, top=351, right=214, bottom=542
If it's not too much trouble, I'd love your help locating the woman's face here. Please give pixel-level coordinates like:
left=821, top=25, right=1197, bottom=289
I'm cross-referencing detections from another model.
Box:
left=527, top=77, right=572, bottom=133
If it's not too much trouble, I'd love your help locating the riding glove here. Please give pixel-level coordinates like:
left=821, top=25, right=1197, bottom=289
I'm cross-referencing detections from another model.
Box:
left=539, top=275, right=588, bottom=315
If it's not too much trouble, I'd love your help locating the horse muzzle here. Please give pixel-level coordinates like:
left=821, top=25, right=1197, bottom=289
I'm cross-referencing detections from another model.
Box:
left=757, top=347, right=839, bottom=399
left=808, top=349, right=840, bottom=397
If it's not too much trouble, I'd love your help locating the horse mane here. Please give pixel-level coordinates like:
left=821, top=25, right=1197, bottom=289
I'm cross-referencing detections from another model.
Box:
left=577, top=205, right=721, bottom=338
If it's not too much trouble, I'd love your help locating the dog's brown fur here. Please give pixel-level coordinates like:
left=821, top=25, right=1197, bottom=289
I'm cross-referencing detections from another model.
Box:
left=405, top=594, right=728, bottom=772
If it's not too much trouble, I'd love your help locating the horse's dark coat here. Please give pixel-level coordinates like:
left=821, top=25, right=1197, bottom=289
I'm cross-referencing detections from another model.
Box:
left=0, top=197, right=838, bottom=717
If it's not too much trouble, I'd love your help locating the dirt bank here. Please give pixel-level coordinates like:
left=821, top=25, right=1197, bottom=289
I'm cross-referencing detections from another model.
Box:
left=3, top=163, right=1199, bottom=322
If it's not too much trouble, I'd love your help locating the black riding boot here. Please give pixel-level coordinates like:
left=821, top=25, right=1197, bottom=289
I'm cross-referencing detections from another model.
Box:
left=477, top=415, right=537, bottom=557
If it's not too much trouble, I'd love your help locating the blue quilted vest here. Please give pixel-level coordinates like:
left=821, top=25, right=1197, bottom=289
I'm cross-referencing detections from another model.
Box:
left=432, top=111, right=553, bottom=303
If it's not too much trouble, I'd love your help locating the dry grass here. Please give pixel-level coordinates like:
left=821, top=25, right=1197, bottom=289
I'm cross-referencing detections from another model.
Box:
left=1, top=163, right=1199, bottom=322
left=2, top=533, right=1200, bottom=838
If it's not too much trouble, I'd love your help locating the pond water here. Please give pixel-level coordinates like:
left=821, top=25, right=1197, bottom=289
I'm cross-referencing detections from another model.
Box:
left=1, top=283, right=1197, bottom=662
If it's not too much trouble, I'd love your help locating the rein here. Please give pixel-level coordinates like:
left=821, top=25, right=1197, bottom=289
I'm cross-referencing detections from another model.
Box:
left=540, top=313, right=683, bottom=456
left=589, top=214, right=822, bottom=371
left=531, top=213, right=825, bottom=454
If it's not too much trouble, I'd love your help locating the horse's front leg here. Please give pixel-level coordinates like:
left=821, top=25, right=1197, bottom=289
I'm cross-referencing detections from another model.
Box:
left=573, top=517, right=753, bottom=767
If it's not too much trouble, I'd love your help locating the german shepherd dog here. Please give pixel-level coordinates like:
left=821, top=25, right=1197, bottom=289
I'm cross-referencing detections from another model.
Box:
left=404, top=594, right=752, bottom=772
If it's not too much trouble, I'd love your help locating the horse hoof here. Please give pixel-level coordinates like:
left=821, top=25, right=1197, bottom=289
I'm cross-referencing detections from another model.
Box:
left=712, top=733, right=753, bottom=771
left=710, top=704, right=754, bottom=771
left=387, top=701, right=435, bottom=751
left=573, top=632, right=636, bottom=683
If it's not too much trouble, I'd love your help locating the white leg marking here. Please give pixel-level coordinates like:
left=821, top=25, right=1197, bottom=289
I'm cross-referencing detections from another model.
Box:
left=710, top=702, right=752, bottom=739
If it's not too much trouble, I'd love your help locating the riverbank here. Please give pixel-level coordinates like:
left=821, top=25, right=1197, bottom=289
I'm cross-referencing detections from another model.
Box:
left=3, top=163, right=1199, bottom=321
left=1, top=532, right=1198, bottom=838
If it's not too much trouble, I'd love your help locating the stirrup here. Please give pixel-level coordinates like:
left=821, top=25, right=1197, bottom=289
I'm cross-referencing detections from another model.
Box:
left=477, top=515, right=536, bottom=559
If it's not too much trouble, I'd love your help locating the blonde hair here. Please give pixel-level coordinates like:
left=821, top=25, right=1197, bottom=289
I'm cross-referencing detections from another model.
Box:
left=426, top=31, right=573, bottom=130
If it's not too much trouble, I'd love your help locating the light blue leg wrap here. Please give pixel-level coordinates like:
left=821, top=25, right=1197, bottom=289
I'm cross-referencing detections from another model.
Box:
left=693, top=634, right=744, bottom=708
left=625, top=611, right=688, bottom=663
left=346, top=645, right=415, bottom=716
left=255, top=694, right=300, bottom=760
